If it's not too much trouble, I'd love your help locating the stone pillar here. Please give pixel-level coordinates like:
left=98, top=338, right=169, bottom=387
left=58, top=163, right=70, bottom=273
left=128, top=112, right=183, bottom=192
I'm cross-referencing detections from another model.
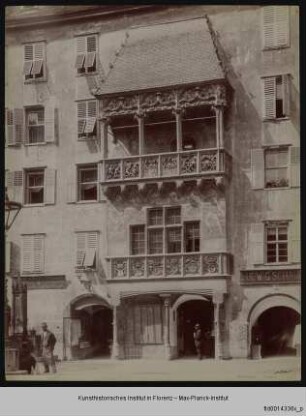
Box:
left=173, top=109, right=183, bottom=151
left=101, top=117, right=110, bottom=159
left=111, top=297, right=120, bottom=359
left=160, top=294, right=171, bottom=359
left=212, top=105, right=224, bottom=149
left=136, top=113, right=145, bottom=155
left=213, top=291, right=224, bottom=360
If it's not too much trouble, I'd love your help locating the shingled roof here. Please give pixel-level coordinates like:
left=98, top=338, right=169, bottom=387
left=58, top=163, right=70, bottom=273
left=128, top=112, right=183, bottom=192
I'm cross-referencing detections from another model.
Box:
left=99, top=17, right=225, bottom=96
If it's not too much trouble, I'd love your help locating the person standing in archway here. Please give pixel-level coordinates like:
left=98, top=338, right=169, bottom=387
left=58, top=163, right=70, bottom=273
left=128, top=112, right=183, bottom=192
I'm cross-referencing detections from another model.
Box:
left=193, top=323, right=203, bottom=360
left=41, top=322, right=57, bottom=373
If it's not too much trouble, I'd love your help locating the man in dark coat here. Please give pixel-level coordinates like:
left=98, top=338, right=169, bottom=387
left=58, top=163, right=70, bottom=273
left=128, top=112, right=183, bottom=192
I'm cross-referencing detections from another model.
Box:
left=41, top=322, right=57, bottom=373
left=193, top=323, right=203, bottom=360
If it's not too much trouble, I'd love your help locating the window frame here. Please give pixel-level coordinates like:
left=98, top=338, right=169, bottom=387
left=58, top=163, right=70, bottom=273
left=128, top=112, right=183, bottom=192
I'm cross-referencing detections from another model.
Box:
left=75, top=34, right=98, bottom=75
left=77, top=164, right=98, bottom=202
left=25, top=168, right=45, bottom=205
left=264, top=146, right=289, bottom=189
left=262, top=74, right=290, bottom=121
left=265, top=221, right=289, bottom=264
left=23, top=41, right=46, bottom=82
left=26, top=106, right=45, bottom=145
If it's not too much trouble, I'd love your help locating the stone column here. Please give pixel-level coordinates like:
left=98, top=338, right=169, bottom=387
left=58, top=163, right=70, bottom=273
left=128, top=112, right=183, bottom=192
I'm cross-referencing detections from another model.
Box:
left=212, top=105, right=224, bottom=149
left=213, top=291, right=224, bottom=360
left=160, top=294, right=171, bottom=359
left=136, top=113, right=145, bottom=155
left=173, top=109, right=183, bottom=151
left=101, top=117, right=110, bottom=159
left=111, top=297, right=120, bottom=359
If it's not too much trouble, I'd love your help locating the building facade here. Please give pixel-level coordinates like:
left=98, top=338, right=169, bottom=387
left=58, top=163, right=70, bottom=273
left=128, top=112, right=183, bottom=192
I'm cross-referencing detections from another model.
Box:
left=5, top=5, right=300, bottom=361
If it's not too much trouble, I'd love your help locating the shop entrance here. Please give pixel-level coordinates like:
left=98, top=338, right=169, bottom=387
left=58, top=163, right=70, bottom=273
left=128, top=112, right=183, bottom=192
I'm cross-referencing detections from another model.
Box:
left=177, top=299, right=214, bottom=358
left=253, top=306, right=300, bottom=358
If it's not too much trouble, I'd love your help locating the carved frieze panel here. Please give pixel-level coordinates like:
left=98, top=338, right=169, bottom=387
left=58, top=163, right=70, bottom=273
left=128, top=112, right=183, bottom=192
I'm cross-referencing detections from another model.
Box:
left=112, top=258, right=128, bottom=278
left=130, top=258, right=145, bottom=278
left=203, top=255, right=219, bottom=274
left=123, top=160, right=140, bottom=179
left=142, top=156, right=159, bottom=178
left=165, top=256, right=182, bottom=276
left=200, top=151, right=217, bottom=172
left=184, top=255, right=200, bottom=275
left=147, top=257, right=164, bottom=277
left=181, top=153, right=197, bottom=174
left=105, top=160, right=122, bottom=180
left=161, top=154, right=178, bottom=177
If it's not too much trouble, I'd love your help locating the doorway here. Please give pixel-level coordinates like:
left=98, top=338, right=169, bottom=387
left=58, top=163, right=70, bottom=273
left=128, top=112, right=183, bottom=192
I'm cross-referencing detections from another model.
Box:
left=177, top=299, right=214, bottom=358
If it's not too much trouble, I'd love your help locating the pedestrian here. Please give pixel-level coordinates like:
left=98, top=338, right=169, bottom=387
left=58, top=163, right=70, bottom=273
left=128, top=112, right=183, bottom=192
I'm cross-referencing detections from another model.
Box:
left=193, top=323, right=203, bottom=360
left=41, top=322, right=57, bottom=373
left=19, top=334, right=36, bottom=374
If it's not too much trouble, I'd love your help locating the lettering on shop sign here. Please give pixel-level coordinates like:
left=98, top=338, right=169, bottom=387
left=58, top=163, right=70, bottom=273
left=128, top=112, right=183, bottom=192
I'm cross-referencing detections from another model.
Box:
left=241, top=269, right=300, bottom=285
left=22, top=275, right=68, bottom=290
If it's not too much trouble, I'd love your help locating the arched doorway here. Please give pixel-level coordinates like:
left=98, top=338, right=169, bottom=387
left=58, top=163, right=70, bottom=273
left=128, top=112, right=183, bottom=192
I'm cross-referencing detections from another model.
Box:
left=253, top=307, right=300, bottom=357
left=177, top=299, right=214, bottom=358
left=64, top=295, right=113, bottom=360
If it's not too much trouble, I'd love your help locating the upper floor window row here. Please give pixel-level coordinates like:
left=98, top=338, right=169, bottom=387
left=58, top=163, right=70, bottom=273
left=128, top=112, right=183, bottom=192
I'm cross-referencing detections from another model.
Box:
left=5, top=105, right=58, bottom=146
left=262, top=6, right=290, bottom=50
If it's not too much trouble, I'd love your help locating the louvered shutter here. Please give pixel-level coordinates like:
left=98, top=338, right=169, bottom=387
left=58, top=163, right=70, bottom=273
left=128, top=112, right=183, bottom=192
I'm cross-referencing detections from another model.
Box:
left=7, top=171, right=23, bottom=204
left=84, top=101, right=97, bottom=134
left=6, top=241, right=11, bottom=274
left=32, top=42, right=44, bottom=76
left=275, top=6, right=289, bottom=47
left=75, top=37, right=86, bottom=69
left=13, top=108, right=24, bottom=145
left=263, top=6, right=275, bottom=49
left=248, top=223, right=264, bottom=265
left=263, top=77, right=276, bottom=119
left=23, top=44, right=33, bottom=76
left=22, top=235, right=34, bottom=274
left=67, top=167, right=76, bottom=203
left=282, top=74, right=290, bottom=116
left=45, top=104, right=57, bottom=143
left=77, top=102, right=86, bottom=137
left=290, top=218, right=300, bottom=263
left=76, top=233, right=86, bottom=267
left=44, top=168, right=56, bottom=204
left=5, top=109, right=14, bottom=146
left=251, top=149, right=265, bottom=189
left=290, top=147, right=300, bottom=188
left=84, top=232, right=98, bottom=268
left=33, top=234, right=44, bottom=274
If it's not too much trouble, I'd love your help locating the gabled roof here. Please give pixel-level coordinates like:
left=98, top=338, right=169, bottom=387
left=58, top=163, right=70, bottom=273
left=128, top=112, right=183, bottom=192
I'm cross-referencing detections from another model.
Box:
left=99, top=17, right=225, bottom=96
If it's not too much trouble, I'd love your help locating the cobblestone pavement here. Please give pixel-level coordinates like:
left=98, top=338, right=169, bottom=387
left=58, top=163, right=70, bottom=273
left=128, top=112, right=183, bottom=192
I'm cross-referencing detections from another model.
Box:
left=6, top=356, right=300, bottom=382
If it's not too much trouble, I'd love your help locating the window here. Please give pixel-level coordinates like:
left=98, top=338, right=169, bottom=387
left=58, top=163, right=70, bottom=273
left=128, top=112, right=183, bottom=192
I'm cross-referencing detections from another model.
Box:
left=25, top=169, right=44, bottom=204
left=75, top=34, right=97, bottom=74
left=266, top=222, right=288, bottom=263
left=265, top=148, right=289, bottom=188
left=77, top=100, right=97, bottom=138
left=131, top=225, right=145, bottom=255
left=262, top=74, right=290, bottom=119
left=22, top=234, right=45, bottom=274
left=23, top=42, right=46, bottom=81
left=77, top=164, right=98, bottom=201
left=26, top=107, right=44, bottom=144
left=75, top=231, right=98, bottom=269
left=262, top=6, right=289, bottom=49
left=130, top=206, right=200, bottom=255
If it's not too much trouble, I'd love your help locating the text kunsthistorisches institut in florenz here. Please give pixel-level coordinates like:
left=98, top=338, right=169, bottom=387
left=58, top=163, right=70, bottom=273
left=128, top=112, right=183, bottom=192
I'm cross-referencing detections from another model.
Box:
left=5, top=5, right=300, bottom=362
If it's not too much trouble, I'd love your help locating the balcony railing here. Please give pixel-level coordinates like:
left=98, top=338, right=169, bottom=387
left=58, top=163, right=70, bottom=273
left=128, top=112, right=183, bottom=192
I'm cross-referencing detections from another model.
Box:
left=101, top=148, right=231, bottom=184
left=107, top=252, right=232, bottom=280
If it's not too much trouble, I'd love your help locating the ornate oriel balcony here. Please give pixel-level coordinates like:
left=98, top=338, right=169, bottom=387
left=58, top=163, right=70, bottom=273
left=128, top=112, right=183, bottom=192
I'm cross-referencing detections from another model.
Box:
left=107, top=252, right=232, bottom=280
left=101, top=148, right=231, bottom=187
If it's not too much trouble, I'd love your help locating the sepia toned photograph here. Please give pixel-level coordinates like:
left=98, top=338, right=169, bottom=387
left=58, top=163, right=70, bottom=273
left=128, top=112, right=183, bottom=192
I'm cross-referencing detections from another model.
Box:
left=4, top=4, right=301, bottom=382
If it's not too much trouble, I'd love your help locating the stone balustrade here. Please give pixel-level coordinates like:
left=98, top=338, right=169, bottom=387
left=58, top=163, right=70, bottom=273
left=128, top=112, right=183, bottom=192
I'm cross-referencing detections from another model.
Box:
left=107, top=252, right=232, bottom=279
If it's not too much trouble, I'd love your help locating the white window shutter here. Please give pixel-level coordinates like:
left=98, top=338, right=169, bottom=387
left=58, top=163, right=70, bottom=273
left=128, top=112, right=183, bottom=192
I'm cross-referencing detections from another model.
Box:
left=5, top=108, right=14, bottom=146
left=76, top=233, right=86, bottom=267
left=23, top=44, right=34, bottom=75
left=45, top=105, right=58, bottom=143
left=87, top=35, right=97, bottom=52
left=251, top=149, right=265, bottom=189
left=77, top=102, right=87, bottom=136
left=44, top=168, right=56, bottom=204
left=263, top=6, right=275, bottom=49
left=282, top=74, right=291, bottom=116
left=13, top=109, right=24, bottom=145
left=7, top=171, right=23, bottom=204
left=75, top=37, right=86, bottom=69
left=275, top=6, right=289, bottom=47
left=33, top=234, right=44, bottom=274
left=263, top=77, right=276, bottom=119
left=290, top=147, right=300, bottom=188
left=290, top=218, right=300, bottom=263
left=67, top=167, right=76, bottom=203
left=32, top=42, right=45, bottom=76
left=6, top=241, right=11, bottom=274
left=248, top=223, right=264, bottom=265
left=22, top=235, right=34, bottom=274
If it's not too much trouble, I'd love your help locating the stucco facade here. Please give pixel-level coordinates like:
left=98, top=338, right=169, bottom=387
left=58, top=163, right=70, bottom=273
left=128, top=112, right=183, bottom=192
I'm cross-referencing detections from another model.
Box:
left=5, top=5, right=300, bottom=363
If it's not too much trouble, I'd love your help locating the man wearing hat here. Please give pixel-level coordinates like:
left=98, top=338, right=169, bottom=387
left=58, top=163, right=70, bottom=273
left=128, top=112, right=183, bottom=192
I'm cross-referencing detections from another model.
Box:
left=193, top=323, right=203, bottom=360
left=41, top=322, right=57, bottom=373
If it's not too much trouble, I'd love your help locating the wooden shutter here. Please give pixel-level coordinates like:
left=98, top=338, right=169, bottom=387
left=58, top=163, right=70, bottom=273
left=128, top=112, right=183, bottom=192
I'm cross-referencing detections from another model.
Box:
left=290, top=218, right=300, bottom=263
left=5, top=108, right=14, bottom=146
left=84, top=101, right=97, bottom=134
left=32, top=42, right=44, bottom=76
left=14, top=108, right=24, bottom=145
left=75, top=36, right=86, bottom=69
left=22, top=235, right=33, bottom=274
left=248, top=223, right=264, bottom=265
left=251, top=149, right=265, bottom=189
left=275, top=6, right=289, bottom=47
left=290, top=147, right=300, bottom=188
left=6, top=241, right=11, bottom=274
left=263, top=77, right=276, bottom=119
left=263, top=6, right=275, bottom=49
left=7, top=171, right=23, bottom=204
left=77, top=102, right=86, bottom=137
left=282, top=74, right=291, bottom=116
left=67, top=167, right=76, bottom=203
left=84, top=232, right=98, bottom=267
left=44, top=168, right=56, bottom=204
left=76, top=233, right=86, bottom=267
left=45, top=104, right=58, bottom=143
left=23, top=44, right=34, bottom=75
left=33, top=234, right=44, bottom=273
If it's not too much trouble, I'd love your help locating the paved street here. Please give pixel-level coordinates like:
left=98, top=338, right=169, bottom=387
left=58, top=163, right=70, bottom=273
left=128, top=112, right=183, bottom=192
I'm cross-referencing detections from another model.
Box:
left=6, top=356, right=300, bottom=382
